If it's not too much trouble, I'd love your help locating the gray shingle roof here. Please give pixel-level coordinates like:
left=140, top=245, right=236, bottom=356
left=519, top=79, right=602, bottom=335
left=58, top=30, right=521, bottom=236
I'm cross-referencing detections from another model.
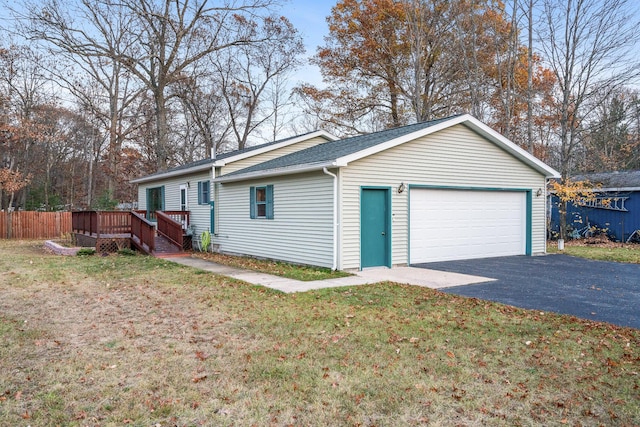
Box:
left=573, top=170, right=640, bottom=188
left=222, top=115, right=461, bottom=178
left=133, top=131, right=325, bottom=181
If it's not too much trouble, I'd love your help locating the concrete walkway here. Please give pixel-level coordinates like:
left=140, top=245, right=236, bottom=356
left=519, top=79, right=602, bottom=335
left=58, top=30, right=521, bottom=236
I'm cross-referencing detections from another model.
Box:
left=167, top=256, right=493, bottom=293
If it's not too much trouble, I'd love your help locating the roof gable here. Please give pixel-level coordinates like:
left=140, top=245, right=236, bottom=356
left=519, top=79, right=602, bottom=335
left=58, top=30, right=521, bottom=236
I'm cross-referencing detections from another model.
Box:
left=215, top=114, right=560, bottom=183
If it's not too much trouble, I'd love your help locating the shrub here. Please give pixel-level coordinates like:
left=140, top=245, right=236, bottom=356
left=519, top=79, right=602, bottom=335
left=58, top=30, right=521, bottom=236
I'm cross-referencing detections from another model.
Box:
left=76, top=248, right=96, bottom=256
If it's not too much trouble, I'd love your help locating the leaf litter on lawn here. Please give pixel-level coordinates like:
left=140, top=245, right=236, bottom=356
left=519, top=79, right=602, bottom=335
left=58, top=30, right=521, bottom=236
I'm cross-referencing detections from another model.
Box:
left=0, top=240, right=638, bottom=425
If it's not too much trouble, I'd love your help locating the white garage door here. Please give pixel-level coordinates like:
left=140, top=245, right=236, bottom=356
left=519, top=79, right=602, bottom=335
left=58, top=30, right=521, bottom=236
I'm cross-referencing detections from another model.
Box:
left=410, top=189, right=526, bottom=263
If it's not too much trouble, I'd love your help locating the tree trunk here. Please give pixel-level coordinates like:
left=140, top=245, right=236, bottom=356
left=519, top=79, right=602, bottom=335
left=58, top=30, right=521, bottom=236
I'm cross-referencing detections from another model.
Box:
left=558, top=199, right=567, bottom=240
left=526, top=0, right=534, bottom=153
left=108, top=75, right=119, bottom=195
left=155, top=87, right=169, bottom=170
left=7, top=193, right=14, bottom=238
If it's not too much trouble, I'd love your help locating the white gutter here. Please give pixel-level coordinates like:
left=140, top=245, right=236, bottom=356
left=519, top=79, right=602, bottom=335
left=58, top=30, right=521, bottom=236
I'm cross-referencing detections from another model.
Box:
left=211, top=146, right=216, bottom=234
left=323, top=167, right=339, bottom=271
left=130, top=162, right=213, bottom=184
left=213, top=161, right=338, bottom=183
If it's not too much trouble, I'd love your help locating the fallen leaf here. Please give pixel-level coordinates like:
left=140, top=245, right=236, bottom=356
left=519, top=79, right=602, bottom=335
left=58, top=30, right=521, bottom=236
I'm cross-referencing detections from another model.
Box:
left=446, top=351, right=455, bottom=358
left=192, top=374, right=208, bottom=383
left=606, top=358, right=619, bottom=367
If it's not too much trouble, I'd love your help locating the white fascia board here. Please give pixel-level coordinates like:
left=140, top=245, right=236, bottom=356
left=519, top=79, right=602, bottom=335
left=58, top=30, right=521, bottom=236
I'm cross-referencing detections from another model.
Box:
left=213, top=161, right=339, bottom=183
left=335, top=114, right=560, bottom=179
left=212, top=130, right=339, bottom=167
left=336, top=116, right=467, bottom=166
left=130, top=163, right=213, bottom=184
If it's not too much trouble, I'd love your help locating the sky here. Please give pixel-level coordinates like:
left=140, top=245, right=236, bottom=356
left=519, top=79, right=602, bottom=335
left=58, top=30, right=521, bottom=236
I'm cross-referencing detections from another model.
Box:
left=0, top=0, right=337, bottom=87
left=277, top=0, right=337, bottom=87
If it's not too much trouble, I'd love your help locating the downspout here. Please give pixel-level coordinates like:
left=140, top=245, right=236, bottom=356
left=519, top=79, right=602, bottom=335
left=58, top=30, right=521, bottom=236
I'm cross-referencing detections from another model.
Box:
left=211, top=147, right=216, bottom=235
left=323, top=167, right=338, bottom=271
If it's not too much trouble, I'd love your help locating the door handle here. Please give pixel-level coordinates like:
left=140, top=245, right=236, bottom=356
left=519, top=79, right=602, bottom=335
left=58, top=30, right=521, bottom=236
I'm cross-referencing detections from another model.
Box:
left=381, top=232, right=386, bottom=236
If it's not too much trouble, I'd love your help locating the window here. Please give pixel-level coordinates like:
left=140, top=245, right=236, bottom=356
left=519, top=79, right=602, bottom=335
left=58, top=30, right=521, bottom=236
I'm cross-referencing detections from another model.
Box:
left=250, top=185, right=274, bottom=219
left=198, top=181, right=210, bottom=205
left=180, top=184, right=188, bottom=211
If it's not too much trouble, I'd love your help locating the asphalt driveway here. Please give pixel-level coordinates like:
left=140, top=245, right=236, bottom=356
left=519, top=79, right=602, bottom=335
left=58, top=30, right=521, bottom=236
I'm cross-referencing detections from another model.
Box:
left=414, top=254, right=640, bottom=329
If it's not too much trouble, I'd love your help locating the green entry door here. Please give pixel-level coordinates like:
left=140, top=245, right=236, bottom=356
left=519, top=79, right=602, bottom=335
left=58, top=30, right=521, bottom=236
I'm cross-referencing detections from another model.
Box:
left=361, top=188, right=391, bottom=268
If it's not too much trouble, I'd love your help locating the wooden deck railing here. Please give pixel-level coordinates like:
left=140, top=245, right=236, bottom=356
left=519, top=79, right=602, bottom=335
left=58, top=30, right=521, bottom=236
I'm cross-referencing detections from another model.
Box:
left=131, top=211, right=155, bottom=253
left=97, top=211, right=131, bottom=236
left=72, top=211, right=98, bottom=235
left=72, top=211, right=131, bottom=237
left=161, top=210, right=190, bottom=229
left=156, top=211, right=188, bottom=250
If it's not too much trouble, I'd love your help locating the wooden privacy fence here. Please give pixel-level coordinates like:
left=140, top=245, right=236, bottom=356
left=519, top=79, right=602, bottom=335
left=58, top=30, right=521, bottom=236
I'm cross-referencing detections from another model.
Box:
left=0, top=211, right=71, bottom=239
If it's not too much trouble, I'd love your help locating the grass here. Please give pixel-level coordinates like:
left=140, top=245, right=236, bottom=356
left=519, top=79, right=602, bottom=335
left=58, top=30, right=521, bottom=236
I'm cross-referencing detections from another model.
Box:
left=548, top=240, right=640, bottom=263
left=194, top=251, right=352, bottom=281
left=0, top=240, right=638, bottom=426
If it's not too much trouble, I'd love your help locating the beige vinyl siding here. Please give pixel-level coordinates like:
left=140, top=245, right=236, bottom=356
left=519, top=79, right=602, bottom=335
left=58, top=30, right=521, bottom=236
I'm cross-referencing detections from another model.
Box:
left=137, top=186, right=147, bottom=210
left=339, top=124, right=548, bottom=269
left=221, top=136, right=330, bottom=175
left=215, top=171, right=334, bottom=268
left=136, top=171, right=212, bottom=236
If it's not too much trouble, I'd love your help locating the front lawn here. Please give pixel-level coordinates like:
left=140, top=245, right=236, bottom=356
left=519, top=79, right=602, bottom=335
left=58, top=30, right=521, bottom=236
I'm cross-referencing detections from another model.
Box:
left=1, top=240, right=638, bottom=425
left=548, top=240, right=640, bottom=263
left=194, top=251, right=352, bottom=281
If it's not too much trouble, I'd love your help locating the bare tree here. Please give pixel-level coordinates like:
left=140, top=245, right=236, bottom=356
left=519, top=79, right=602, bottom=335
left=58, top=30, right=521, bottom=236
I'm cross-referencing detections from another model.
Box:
left=538, top=0, right=640, bottom=238
left=22, top=0, right=143, bottom=196
left=21, top=0, right=278, bottom=171
left=174, top=70, right=228, bottom=159
left=539, top=0, right=640, bottom=180
left=524, top=0, right=536, bottom=153
left=213, top=15, right=304, bottom=149
left=0, top=44, right=56, bottom=209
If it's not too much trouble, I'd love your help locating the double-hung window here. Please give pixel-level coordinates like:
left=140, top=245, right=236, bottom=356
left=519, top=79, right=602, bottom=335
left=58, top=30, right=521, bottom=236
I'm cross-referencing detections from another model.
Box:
left=250, top=185, right=274, bottom=219
left=198, top=181, right=210, bottom=205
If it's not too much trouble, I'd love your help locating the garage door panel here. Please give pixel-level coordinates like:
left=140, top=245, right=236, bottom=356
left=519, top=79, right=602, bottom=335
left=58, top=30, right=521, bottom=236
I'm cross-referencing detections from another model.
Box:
left=410, top=189, right=526, bottom=263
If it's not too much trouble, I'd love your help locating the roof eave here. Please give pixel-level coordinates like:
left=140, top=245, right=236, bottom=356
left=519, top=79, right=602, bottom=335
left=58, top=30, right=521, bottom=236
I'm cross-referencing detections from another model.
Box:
left=595, top=187, right=640, bottom=192
left=215, top=130, right=338, bottom=166
left=213, top=161, right=339, bottom=183
left=130, top=163, right=213, bottom=184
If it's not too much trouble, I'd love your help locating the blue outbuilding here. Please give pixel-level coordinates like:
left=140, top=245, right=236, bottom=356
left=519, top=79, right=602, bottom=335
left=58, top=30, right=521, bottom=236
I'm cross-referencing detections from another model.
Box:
left=549, top=170, right=640, bottom=242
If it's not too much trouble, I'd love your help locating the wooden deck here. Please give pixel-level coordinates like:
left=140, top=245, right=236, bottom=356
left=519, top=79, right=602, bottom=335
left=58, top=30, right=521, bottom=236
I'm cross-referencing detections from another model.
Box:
left=72, top=210, right=191, bottom=256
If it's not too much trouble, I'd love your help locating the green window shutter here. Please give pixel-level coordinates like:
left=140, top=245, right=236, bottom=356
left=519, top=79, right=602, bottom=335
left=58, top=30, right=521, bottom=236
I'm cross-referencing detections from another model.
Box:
left=249, top=186, right=256, bottom=219
left=266, top=185, right=274, bottom=219
left=197, top=182, right=203, bottom=205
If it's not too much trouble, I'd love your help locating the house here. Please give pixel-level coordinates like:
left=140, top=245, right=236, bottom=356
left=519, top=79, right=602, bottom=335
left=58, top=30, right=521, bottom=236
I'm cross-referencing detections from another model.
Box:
left=131, top=129, right=338, bottom=232
left=132, top=114, right=560, bottom=269
left=549, top=170, right=640, bottom=242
